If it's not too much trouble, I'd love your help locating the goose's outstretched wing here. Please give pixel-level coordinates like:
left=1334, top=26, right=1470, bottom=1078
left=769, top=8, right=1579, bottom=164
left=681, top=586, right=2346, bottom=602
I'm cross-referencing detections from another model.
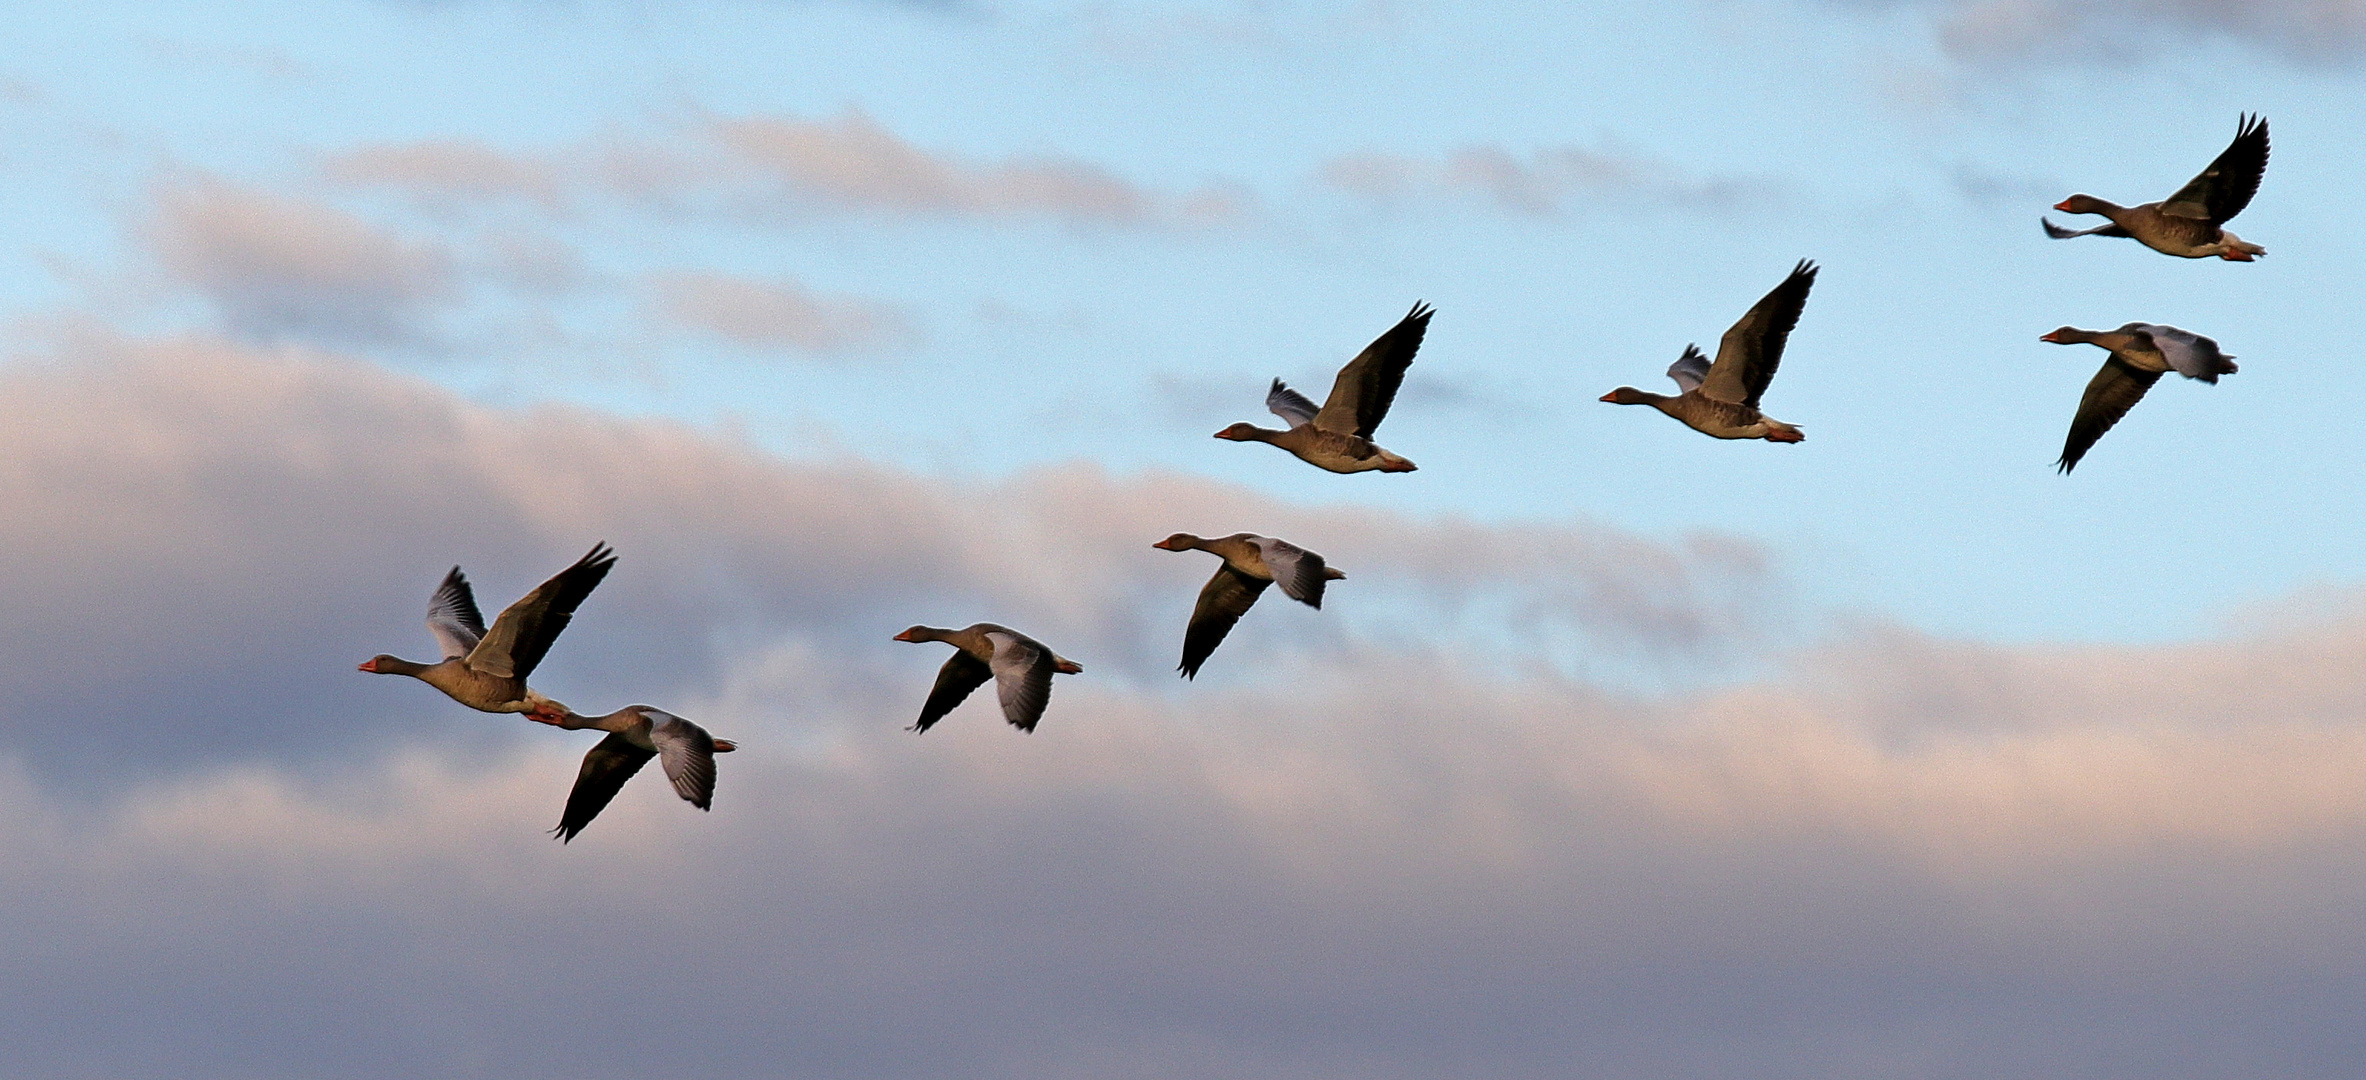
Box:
left=647, top=711, right=720, bottom=811
left=552, top=731, right=654, bottom=843
left=2160, top=113, right=2268, bottom=225
left=1266, top=379, right=1319, bottom=429
left=1313, top=303, right=1432, bottom=437
left=2058, top=357, right=2165, bottom=474
left=1701, top=262, right=1816, bottom=410
left=1666, top=345, right=1710, bottom=394
left=984, top=631, right=1056, bottom=732
left=425, top=567, right=486, bottom=660
left=1179, top=565, right=1269, bottom=680
left=912, top=650, right=993, bottom=733
left=466, top=543, right=617, bottom=680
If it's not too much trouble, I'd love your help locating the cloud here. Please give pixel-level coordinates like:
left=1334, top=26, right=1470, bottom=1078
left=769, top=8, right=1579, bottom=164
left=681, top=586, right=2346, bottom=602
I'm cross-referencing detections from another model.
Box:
left=323, top=110, right=1259, bottom=229
left=0, top=326, right=1766, bottom=779
left=1323, top=142, right=1772, bottom=215
left=142, top=177, right=458, bottom=346
left=649, top=270, right=917, bottom=353
left=322, top=138, right=566, bottom=209
left=11, top=331, right=2366, bottom=1075
left=1879, top=0, right=2366, bottom=63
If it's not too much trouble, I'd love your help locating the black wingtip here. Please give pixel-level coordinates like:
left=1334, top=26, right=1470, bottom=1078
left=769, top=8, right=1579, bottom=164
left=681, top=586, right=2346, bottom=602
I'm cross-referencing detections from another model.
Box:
left=2041, top=217, right=2075, bottom=239
left=1405, top=300, right=1434, bottom=323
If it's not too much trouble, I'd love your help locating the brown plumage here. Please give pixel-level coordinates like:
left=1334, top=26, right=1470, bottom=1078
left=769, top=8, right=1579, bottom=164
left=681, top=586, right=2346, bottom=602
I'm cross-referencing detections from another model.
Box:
left=535, top=704, right=739, bottom=843
left=894, top=623, right=1083, bottom=733
left=1600, top=261, right=1816, bottom=442
left=2044, top=114, right=2269, bottom=260
left=1216, top=303, right=1430, bottom=474
left=1153, top=532, right=1345, bottom=679
left=2041, top=323, right=2238, bottom=473
left=358, top=543, right=616, bottom=721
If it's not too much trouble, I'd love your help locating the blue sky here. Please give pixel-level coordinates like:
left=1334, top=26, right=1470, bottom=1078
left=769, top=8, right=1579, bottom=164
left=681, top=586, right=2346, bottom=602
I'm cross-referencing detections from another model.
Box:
left=11, top=0, right=2366, bottom=648
left=9, top=2, right=2366, bottom=1077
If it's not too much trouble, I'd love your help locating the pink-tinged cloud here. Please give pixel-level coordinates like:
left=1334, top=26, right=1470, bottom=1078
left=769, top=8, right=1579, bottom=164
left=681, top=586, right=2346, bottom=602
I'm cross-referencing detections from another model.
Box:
left=5, top=331, right=2366, bottom=1076
left=143, top=177, right=457, bottom=345
left=323, top=138, right=567, bottom=208
left=712, top=109, right=1153, bottom=221
left=1324, top=142, right=1770, bottom=215
left=650, top=270, right=916, bottom=353
left=319, top=112, right=1259, bottom=229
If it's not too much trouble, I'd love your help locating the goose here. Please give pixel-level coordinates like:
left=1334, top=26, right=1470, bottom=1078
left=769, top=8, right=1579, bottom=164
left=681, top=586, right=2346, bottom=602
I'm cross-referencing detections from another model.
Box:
left=533, top=705, right=738, bottom=843
left=1153, top=532, right=1346, bottom=679
left=358, top=543, right=615, bottom=723
left=2040, top=323, right=2237, bottom=473
left=894, top=623, right=1084, bottom=733
left=1600, top=261, right=1817, bottom=442
left=1216, top=303, right=1431, bottom=473
left=2044, top=114, right=2269, bottom=261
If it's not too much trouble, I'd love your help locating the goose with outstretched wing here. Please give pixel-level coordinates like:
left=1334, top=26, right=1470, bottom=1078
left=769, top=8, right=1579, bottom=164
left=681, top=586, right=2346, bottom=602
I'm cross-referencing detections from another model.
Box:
left=359, top=543, right=616, bottom=723
left=2040, top=323, right=2238, bottom=473
left=1152, top=532, right=1346, bottom=679
left=1216, top=304, right=1431, bottom=474
left=538, top=705, right=739, bottom=843
left=1601, top=261, right=1817, bottom=442
left=2045, top=114, right=2269, bottom=261
left=893, top=623, right=1084, bottom=733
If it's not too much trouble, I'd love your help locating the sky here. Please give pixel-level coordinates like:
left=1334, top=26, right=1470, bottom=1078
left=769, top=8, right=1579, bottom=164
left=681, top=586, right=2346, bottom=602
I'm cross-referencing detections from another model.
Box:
left=7, top=0, right=2366, bottom=1077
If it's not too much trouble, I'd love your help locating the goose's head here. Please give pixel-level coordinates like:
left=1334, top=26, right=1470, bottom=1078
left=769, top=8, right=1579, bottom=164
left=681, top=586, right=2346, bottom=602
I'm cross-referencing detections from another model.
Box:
left=1152, top=533, right=1204, bottom=551
left=1213, top=422, right=1265, bottom=441
left=2053, top=194, right=2111, bottom=215
left=1599, top=387, right=1651, bottom=405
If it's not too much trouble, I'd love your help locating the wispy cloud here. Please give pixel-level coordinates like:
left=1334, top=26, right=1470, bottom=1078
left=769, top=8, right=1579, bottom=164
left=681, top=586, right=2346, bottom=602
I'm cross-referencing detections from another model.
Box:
left=323, top=109, right=1260, bottom=229
left=649, top=270, right=917, bottom=353
left=1322, top=141, right=1774, bottom=215
left=1876, top=0, right=2366, bottom=63
left=142, top=177, right=458, bottom=346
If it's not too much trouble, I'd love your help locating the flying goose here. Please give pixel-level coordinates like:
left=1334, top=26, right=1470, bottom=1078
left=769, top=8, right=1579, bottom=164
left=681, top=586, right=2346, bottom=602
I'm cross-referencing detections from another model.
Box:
left=2041, top=323, right=2237, bottom=473
left=2044, top=114, right=2269, bottom=260
left=894, top=623, right=1084, bottom=733
left=359, top=543, right=615, bottom=723
left=534, top=705, right=738, bottom=843
left=1152, top=532, right=1346, bottom=679
left=1216, top=303, right=1431, bottom=474
left=1600, top=261, right=1817, bottom=442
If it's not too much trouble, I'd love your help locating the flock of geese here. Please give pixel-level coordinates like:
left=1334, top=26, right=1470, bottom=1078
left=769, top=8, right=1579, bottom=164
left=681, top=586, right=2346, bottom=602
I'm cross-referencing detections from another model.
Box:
left=359, top=115, right=2274, bottom=841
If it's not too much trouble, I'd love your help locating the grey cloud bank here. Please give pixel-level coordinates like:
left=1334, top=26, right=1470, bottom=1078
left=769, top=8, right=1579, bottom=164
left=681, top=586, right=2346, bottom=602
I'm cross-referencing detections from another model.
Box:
left=6, top=332, right=2366, bottom=1076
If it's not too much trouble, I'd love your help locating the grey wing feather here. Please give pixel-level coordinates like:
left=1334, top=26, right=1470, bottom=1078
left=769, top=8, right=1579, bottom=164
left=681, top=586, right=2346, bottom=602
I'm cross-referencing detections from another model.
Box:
left=912, top=650, right=993, bottom=733
left=425, top=567, right=486, bottom=659
left=1666, top=344, right=1711, bottom=393
left=2160, top=113, right=2268, bottom=224
left=1179, top=565, right=1270, bottom=680
left=2058, top=358, right=2165, bottom=474
left=1249, top=536, right=1330, bottom=609
left=1313, top=302, right=1432, bottom=437
left=1266, top=379, right=1319, bottom=428
left=649, top=714, right=719, bottom=810
left=985, top=631, right=1055, bottom=732
left=465, top=543, right=617, bottom=680
left=2043, top=218, right=2132, bottom=239
left=1700, top=261, right=1815, bottom=409
left=2135, top=324, right=2237, bottom=383
left=551, top=731, right=655, bottom=843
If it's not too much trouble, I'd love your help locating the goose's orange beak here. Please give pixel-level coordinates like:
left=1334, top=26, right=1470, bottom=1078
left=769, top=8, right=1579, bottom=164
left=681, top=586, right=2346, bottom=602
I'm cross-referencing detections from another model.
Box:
left=892, top=629, right=917, bottom=642
left=1598, top=391, right=1618, bottom=403
left=2053, top=199, right=2076, bottom=212
left=356, top=659, right=378, bottom=673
